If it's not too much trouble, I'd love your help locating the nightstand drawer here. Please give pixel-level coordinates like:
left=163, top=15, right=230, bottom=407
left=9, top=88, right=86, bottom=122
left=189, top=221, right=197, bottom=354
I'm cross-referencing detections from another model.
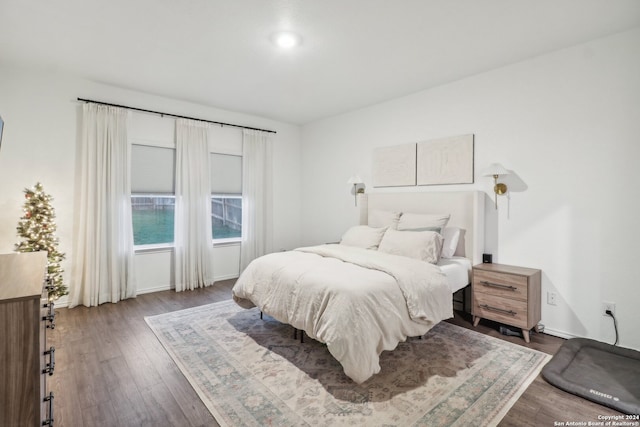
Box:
left=473, top=270, right=528, bottom=300
left=474, top=292, right=528, bottom=328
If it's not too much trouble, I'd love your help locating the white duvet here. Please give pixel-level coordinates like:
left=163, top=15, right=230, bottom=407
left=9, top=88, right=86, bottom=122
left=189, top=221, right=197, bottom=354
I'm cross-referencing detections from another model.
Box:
left=231, top=244, right=452, bottom=383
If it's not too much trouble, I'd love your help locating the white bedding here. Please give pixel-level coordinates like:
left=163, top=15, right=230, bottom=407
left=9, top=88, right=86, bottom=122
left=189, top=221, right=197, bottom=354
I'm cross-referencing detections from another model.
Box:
left=438, top=256, right=472, bottom=293
left=232, top=244, right=452, bottom=383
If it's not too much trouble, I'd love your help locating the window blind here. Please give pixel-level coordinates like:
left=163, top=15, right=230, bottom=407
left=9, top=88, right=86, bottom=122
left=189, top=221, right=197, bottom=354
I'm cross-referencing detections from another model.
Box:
left=211, top=153, right=242, bottom=194
left=131, top=144, right=175, bottom=193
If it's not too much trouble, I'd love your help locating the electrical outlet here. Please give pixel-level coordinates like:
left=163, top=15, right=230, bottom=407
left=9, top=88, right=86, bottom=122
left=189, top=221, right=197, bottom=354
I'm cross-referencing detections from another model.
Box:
left=547, top=292, right=557, bottom=306
left=602, top=301, right=616, bottom=317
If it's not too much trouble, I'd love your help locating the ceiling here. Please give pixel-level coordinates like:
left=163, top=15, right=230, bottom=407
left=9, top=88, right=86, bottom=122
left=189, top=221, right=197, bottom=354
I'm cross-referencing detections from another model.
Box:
left=1, top=0, right=639, bottom=125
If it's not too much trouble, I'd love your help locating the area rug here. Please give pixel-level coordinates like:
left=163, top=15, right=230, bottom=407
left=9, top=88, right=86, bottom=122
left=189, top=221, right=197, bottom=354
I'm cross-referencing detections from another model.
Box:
left=145, top=300, right=550, bottom=427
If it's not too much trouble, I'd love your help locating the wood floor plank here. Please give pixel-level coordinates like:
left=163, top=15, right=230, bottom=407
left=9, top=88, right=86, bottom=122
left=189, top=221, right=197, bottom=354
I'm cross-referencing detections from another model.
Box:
left=139, top=381, right=195, bottom=427
left=48, top=279, right=622, bottom=427
left=101, top=356, right=153, bottom=425
left=73, top=345, right=113, bottom=410
left=79, top=400, right=121, bottom=427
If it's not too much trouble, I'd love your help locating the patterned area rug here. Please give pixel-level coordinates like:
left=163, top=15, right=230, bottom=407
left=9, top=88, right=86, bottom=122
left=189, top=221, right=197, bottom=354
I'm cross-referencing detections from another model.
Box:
left=145, top=300, right=550, bottom=427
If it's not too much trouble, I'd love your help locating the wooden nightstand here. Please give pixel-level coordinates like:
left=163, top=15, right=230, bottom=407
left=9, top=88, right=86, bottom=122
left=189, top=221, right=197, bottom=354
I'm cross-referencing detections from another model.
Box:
left=472, top=263, right=541, bottom=343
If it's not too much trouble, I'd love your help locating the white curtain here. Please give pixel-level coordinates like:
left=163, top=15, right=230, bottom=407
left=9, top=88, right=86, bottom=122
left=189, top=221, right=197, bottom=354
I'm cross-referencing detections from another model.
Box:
left=174, top=119, right=213, bottom=291
left=240, top=129, right=274, bottom=271
left=70, top=104, right=136, bottom=307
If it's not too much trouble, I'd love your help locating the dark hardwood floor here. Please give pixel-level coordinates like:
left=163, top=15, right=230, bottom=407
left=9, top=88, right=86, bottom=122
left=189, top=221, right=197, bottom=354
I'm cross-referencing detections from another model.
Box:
left=48, top=280, right=621, bottom=426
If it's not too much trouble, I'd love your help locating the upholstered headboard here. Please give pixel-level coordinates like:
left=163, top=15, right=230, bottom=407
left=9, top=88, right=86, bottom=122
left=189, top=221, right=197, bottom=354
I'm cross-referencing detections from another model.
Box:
left=359, top=191, right=485, bottom=265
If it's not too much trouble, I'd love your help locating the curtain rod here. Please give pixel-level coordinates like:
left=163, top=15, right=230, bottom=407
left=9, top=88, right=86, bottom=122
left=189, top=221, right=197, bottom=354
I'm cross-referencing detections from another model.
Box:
left=76, top=98, right=277, bottom=134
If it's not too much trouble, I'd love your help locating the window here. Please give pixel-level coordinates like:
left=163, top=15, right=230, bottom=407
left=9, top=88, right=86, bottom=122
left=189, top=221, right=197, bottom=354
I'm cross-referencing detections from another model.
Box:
left=211, top=153, right=242, bottom=243
left=130, top=146, right=242, bottom=246
left=132, top=195, right=175, bottom=245
left=211, top=195, right=242, bottom=240
left=131, top=144, right=176, bottom=247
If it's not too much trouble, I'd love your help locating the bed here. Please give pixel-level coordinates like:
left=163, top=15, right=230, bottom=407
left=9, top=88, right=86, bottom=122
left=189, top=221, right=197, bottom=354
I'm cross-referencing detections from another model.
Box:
left=232, top=191, right=485, bottom=383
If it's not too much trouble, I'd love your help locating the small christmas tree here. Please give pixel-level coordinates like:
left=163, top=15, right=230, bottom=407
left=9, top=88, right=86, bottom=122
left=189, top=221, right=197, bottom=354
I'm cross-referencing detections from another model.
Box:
left=15, top=182, right=68, bottom=299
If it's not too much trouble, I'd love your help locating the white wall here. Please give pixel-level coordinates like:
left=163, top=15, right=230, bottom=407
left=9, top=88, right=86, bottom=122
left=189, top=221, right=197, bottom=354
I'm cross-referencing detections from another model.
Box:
left=0, top=63, right=302, bottom=305
left=2, top=28, right=638, bottom=349
left=301, top=28, right=640, bottom=350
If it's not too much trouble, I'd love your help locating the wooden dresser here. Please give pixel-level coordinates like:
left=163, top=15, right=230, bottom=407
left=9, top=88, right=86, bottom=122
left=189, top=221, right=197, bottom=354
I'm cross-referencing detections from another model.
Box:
left=472, top=263, right=541, bottom=343
left=0, top=252, right=54, bottom=426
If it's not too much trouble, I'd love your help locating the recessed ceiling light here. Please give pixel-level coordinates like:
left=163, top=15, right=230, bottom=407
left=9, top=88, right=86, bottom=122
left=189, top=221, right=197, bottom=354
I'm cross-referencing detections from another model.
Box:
left=272, top=31, right=301, bottom=49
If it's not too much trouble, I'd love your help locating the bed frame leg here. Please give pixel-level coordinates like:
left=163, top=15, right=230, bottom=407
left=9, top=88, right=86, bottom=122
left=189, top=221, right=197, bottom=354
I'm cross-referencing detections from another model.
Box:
left=463, top=286, right=467, bottom=312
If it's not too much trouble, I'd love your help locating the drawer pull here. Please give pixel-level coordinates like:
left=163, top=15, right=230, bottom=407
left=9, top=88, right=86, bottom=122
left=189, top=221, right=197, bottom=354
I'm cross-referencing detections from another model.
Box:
left=479, top=304, right=517, bottom=316
left=480, top=281, right=517, bottom=291
left=43, top=392, right=54, bottom=426
left=43, top=313, right=56, bottom=329
left=43, top=346, right=55, bottom=376
left=43, top=302, right=56, bottom=329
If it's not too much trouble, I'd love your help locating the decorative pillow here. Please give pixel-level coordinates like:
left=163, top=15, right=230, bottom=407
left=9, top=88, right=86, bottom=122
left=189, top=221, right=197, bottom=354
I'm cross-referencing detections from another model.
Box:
left=440, top=227, right=461, bottom=258
left=340, top=225, right=388, bottom=250
left=397, top=212, right=450, bottom=234
left=378, top=228, right=444, bottom=264
left=368, top=209, right=401, bottom=229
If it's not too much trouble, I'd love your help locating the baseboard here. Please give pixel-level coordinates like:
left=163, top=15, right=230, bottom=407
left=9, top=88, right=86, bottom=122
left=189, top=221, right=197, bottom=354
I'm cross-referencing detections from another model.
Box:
left=137, top=284, right=171, bottom=295
left=214, top=274, right=239, bottom=282
left=50, top=286, right=170, bottom=308
left=137, top=275, right=237, bottom=294
left=541, top=327, right=580, bottom=340
left=55, top=275, right=239, bottom=308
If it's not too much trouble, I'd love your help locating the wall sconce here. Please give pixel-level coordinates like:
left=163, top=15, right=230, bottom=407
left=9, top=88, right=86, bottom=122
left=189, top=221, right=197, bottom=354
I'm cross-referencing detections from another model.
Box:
left=481, top=163, right=510, bottom=209
left=347, top=175, right=364, bottom=206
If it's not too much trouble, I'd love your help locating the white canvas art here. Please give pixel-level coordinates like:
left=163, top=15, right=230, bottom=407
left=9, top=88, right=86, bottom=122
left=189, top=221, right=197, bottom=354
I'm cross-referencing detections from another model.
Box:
left=372, top=143, right=416, bottom=187
left=417, top=134, right=474, bottom=185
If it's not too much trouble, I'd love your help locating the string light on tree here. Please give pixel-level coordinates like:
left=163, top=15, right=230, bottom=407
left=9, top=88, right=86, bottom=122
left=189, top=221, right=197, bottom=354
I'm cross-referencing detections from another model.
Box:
left=15, top=182, right=68, bottom=299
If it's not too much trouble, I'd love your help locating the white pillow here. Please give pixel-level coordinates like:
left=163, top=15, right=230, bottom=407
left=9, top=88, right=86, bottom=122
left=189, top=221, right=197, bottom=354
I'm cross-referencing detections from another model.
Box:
left=378, top=228, right=444, bottom=264
left=340, top=225, right=387, bottom=250
left=440, top=227, right=461, bottom=258
left=368, top=209, right=401, bottom=229
left=397, top=212, right=450, bottom=234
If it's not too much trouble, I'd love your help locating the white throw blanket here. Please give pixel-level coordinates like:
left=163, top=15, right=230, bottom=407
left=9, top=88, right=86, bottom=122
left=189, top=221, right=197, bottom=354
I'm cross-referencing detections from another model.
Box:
left=232, top=244, right=452, bottom=383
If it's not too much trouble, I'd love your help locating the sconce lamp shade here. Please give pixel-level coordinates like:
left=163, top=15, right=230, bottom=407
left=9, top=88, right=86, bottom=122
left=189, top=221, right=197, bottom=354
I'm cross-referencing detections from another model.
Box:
left=347, top=175, right=363, bottom=185
left=481, top=163, right=510, bottom=177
